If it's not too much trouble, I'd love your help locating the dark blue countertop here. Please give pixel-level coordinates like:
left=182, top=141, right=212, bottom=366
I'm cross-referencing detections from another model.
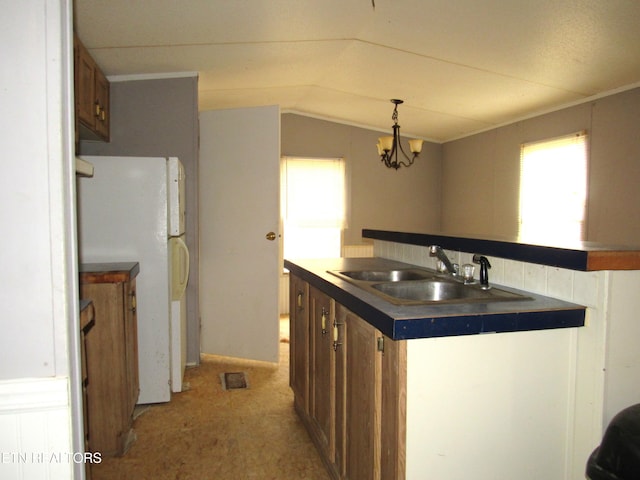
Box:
left=363, top=229, right=640, bottom=271
left=285, top=257, right=586, bottom=341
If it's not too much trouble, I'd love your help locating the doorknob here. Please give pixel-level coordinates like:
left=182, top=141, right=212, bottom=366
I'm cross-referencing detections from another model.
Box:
left=265, top=232, right=277, bottom=241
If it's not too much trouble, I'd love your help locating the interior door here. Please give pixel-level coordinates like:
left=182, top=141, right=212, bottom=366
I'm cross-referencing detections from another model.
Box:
left=199, top=106, right=280, bottom=362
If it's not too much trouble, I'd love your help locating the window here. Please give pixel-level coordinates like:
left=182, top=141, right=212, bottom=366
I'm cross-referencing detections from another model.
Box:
left=281, top=156, right=346, bottom=260
left=519, top=131, right=588, bottom=244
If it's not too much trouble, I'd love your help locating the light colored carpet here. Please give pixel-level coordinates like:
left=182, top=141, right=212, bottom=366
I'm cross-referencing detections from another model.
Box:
left=92, top=317, right=329, bottom=480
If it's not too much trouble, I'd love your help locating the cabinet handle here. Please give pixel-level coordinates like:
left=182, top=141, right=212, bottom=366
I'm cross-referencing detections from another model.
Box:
left=296, top=292, right=304, bottom=309
left=321, top=307, right=328, bottom=335
left=333, top=318, right=343, bottom=351
left=100, top=109, right=106, bottom=121
left=94, top=101, right=101, bottom=118
left=130, top=292, right=137, bottom=314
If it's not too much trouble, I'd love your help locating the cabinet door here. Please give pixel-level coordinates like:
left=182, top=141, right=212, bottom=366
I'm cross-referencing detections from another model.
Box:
left=74, top=36, right=96, bottom=128
left=74, top=35, right=110, bottom=142
left=124, top=279, right=139, bottom=415
left=80, top=281, right=128, bottom=455
left=334, top=303, right=347, bottom=478
left=289, top=275, right=309, bottom=412
left=94, top=66, right=110, bottom=141
left=310, top=286, right=335, bottom=460
left=343, top=307, right=382, bottom=480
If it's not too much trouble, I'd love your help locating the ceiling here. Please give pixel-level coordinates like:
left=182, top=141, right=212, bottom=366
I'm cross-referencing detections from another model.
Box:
left=74, top=0, right=640, bottom=142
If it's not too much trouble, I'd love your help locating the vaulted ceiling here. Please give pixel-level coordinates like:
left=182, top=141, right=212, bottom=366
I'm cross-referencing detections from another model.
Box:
left=74, top=0, right=640, bottom=142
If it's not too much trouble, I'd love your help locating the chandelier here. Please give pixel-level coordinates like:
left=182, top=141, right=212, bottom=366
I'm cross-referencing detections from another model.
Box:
left=376, top=99, right=423, bottom=169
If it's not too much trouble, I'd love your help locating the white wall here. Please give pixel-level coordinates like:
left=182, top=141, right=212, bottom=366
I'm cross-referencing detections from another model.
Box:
left=0, top=1, right=82, bottom=478
left=405, top=329, right=574, bottom=480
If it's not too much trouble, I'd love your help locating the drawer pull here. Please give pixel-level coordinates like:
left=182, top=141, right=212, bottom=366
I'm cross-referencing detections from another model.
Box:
left=321, top=307, right=328, bottom=335
left=297, top=292, right=304, bottom=309
left=130, top=292, right=137, bottom=314
left=333, top=318, right=343, bottom=350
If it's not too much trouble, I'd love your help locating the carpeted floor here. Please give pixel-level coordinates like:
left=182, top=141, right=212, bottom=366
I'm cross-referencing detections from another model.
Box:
left=91, top=317, right=330, bottom=480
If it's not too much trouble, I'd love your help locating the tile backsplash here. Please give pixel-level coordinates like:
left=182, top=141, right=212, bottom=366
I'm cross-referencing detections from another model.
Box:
left=373, top=239, right=602, bottom=308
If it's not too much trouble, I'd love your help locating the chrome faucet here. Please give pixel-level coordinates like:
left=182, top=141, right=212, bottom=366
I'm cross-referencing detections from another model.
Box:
left=429, top=245, right=458, bottom=275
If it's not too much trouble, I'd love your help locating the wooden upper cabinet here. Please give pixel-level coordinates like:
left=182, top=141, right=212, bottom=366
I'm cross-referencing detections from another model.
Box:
left=93, top=67, right=110, bottom=139
left=74, top=34, right=110, bottom=142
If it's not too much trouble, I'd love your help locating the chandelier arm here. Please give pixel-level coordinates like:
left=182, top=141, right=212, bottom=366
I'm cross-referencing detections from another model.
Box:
left=395, top=134, right=413, bottom=164
left=396, top=154, right=416, bottom=168
left=384, top=142, right=398, bottom=168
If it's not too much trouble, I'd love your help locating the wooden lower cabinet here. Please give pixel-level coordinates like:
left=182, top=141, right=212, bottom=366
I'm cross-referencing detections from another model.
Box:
left=79, top=301, right=95, bottom=479
left=309, top=286, right=335, bottom=462
left=289, top=274, right=309, bottom=413
left=79, top=262, right=140, bottom=457
left=290, top=275, right=405, bottom=480
left=341, top=304, right=380, bottom=479
left=339, top=304, right=406, bottom=480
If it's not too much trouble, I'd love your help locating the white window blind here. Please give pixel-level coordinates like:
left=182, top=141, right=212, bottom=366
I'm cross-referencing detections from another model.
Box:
left=519, top=131, right=588, bottom=244
left=281, top=157, right=346, bottom=260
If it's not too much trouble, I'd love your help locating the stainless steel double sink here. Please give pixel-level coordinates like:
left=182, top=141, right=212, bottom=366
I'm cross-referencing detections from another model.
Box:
left=328, top=267, right=531, bottom=306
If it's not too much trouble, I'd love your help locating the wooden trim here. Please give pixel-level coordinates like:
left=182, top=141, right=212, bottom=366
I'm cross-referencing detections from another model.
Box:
left=381, top=337, right=407, bottom=480
left=79, top=262, right=140, bottom=284
left=586, top=251, right=640, bottom=271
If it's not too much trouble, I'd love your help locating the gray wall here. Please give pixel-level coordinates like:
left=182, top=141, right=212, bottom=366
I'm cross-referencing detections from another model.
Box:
left=281, top=113, right=443, bottom=245
left=79, top=75, right=201, bottom=365
left=442, top=87, right=640, bottom=246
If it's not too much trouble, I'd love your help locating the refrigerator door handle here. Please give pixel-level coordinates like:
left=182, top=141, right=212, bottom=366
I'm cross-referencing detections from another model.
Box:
left=171, top=237, right=190, bottom=300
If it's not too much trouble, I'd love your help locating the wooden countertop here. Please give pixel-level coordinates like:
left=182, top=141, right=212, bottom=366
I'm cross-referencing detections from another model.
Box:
left=79, top=262, right=140, bottom=284
left=363, top=229, right=640, bottom=271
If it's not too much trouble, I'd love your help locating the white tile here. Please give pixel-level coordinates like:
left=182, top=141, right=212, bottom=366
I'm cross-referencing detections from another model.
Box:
left=524, top=263, right=547, bottom=294
left=415, top=246, right=432, bottom=268
left=459, top=251, right=475, bottom=266
left=447, top=249, right=460, bottom=266
left=546, top=267, right=574, bottom=301
left=406, top=244, right=423, bottom=265
left=573, top=271, right=601, bottom=308
left=487, top=256, right=505, bottom=286
left=503, top=260, right=525, bottom=289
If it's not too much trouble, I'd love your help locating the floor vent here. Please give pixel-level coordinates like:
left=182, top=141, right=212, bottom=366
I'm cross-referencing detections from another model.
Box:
left=220, top=372, right=248, bottom=390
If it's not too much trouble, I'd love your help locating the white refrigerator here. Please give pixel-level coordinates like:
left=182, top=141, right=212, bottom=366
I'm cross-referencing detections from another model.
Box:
left=77, top=156, right=190, bottom=404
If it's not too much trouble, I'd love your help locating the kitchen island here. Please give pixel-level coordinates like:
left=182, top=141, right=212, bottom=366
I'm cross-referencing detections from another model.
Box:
left=285, top=257, right=585, bottom=341
left=286, top=230, right=640, bottom=480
